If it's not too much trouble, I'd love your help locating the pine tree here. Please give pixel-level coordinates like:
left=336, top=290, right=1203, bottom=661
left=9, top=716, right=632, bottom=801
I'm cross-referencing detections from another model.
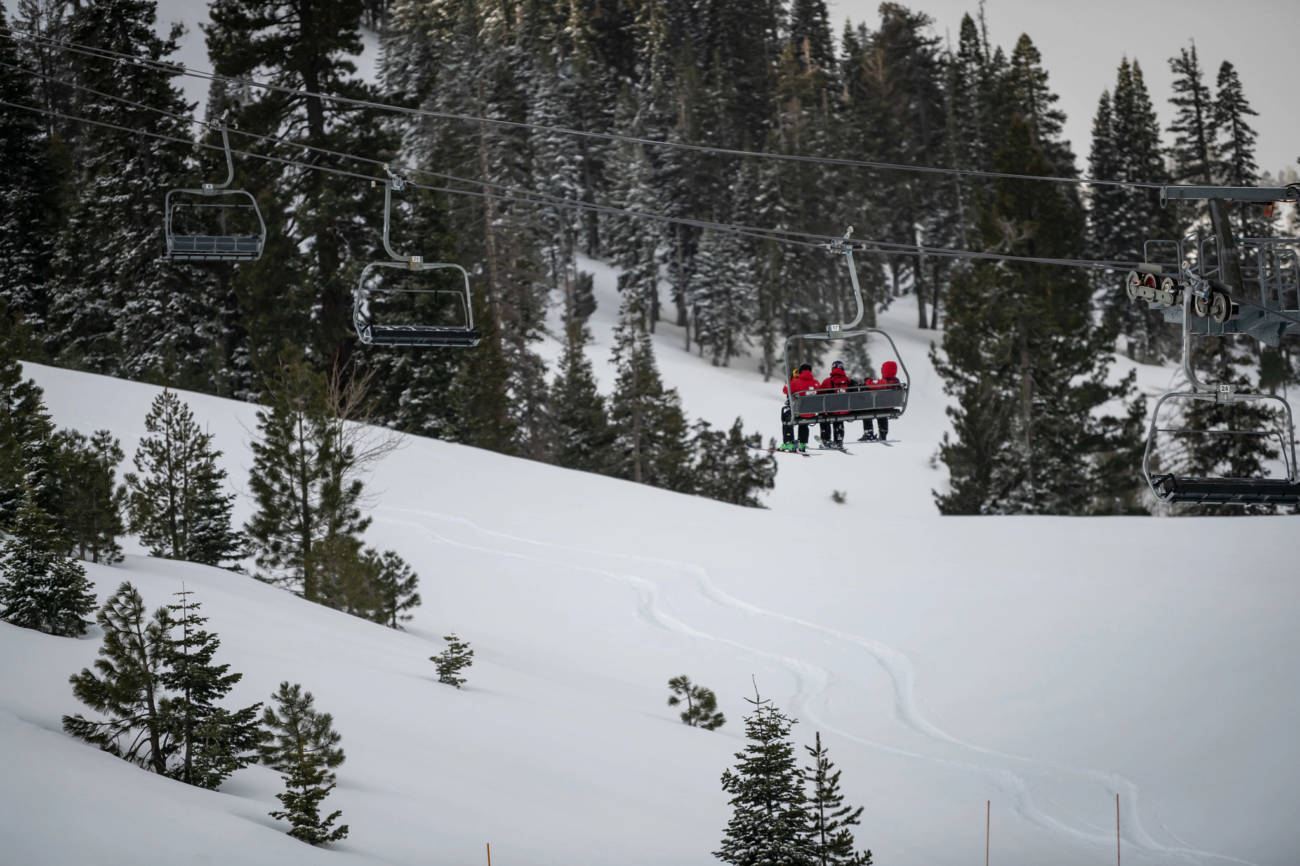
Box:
left=1212, top=61, right=1262, bottom=238
left=666, top=675, right=726, bottom=730
left=47, top=428, right=125, bottom=563
left=64, top=582, right=173, bottom=774
left=0, top=3, right=62, bottom=336
left=1167, top=43, right=1217, bottom=187
left=548, top=320, right=615, bottom=473
left=433, top=633, right=473, bottom=688
left=0, top=486, right=96, bottom=636
left=125, top=390, right=243, bottom=567
left=270, top=741, right=349, bottom=845
left=157, top=588, right=262, bottom=789
left=206, top=0, right=396, bottom=379
left=259, top=681, right=345, bottom=772
left=934, top=115, right=1142, bottom=514
left=310, top=533, right=379, bottom=620
left=716, top=688, right=812, bottom=866
left=1099, top=58, right=1177, bottom=362
left=245, top=354, right=370, bottom=600
left=608, top=295, right=692, bottom=492
left=0, top=303, right=54, bottom=528
left=689, top=419, right=778, bottom=507
left=804, top=731, right=872, bottom=866
left=46, top=0, right=220, bottom=384
left=368, top=548, right=420, bottom=630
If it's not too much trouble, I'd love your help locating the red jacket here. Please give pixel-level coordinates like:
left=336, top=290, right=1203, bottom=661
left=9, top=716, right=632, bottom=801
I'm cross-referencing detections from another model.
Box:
left=783, top=369, right=820, bottom=417
left=868, top=360, right=900, bottom=389
left=819, top=368, right=854, bottom=414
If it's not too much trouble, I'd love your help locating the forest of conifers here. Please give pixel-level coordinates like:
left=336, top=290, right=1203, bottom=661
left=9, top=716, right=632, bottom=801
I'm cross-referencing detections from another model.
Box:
left=0, top=0, right=1293, bottom=514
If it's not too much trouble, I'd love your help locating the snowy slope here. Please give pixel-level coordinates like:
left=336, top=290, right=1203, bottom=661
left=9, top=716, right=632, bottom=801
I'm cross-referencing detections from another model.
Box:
left=3, top=258, right=1298, bottom=866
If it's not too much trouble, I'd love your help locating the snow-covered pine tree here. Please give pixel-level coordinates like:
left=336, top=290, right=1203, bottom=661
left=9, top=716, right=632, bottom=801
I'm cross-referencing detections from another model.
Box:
left=716, top=688, right=812, bottom=866
left=608, top=294, right=693, bottom=492
left=270, top=740, right=349, bottom=845
left=0, top=485, right=96, bottom=636
left=691, top=224, right=758, bottom=366
left=0, top=304, right=54, bottom=528
left=260, top=681, right=345, bottom=772
left=0, top=3, right=62, bottom=336
left=125, top=389, right=243, bottom=567
left=1213, top=61, right=1264, bottom=239
left=245, top=354, right=371, bottom=600
left=433, top=633, right=473, bottom=688
left=47, top=429, right=124, bottom=563
left=1097, top=58, right=1176, bottom=362
left=547, top=320, right=615, bottom=474
left=206, top=0, right=396, bottom=379
left=1167, top=43, right=1218, bottom=188
left=64, top=582, right=173, bottom=774
left=666, top=675, right=726, bottom=730
left=45, top=0, right=219, bottom=384
left=804, top=731, right=872, bottom=866
left=158, top=588, right=262, bottom=789
left=934, top=114, right=1142, bottom=515
left=689, top=418, right=777, bottom=507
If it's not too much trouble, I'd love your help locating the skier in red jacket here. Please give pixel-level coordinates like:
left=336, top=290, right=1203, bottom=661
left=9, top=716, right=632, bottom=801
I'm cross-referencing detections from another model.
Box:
left=860, top=360, right=900, bottom=442
left=780, top=363, right=819, bottom=452
left=817, top=360, right=853, bottom=448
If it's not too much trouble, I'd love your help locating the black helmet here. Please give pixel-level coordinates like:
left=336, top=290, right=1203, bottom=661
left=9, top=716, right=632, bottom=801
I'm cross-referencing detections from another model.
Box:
left=798, top=363, right=812, bottom=373
left=831, top=360, right=845, bottom=370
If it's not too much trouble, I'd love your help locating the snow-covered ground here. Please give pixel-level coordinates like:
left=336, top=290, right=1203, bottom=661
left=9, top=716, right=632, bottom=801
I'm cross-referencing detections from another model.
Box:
left=3, top=260, right=1297, bottom=866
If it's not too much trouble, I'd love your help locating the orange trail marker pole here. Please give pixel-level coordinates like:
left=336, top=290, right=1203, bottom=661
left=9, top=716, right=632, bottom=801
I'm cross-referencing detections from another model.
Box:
left=486, top=842, right=491, bottom=866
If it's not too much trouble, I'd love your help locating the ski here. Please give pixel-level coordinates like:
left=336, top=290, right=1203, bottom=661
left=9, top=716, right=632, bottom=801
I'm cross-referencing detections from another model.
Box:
left=748, top=445, right=817, bottom=457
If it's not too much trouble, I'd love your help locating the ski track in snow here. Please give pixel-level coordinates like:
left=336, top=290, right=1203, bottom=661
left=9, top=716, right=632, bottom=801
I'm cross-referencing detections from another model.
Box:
left=377, top=506, right=1259, bottom=866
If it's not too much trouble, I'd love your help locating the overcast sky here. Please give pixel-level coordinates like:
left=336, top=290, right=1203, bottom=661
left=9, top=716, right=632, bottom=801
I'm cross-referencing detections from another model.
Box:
left=826, top=0, right=1300, bottom=181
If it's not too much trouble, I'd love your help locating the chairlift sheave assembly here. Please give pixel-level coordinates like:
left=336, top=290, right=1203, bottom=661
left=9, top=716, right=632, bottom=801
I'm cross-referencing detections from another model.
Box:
left=1130, top=186, right=1300, bottom=504
left=163, top=122, right=266, bottom=262
left=353, top=170, right=480, bottom=349
left=782, top=228, right=910, bottom=424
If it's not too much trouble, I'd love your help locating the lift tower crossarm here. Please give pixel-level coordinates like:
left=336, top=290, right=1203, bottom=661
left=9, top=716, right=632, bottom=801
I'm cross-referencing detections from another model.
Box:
left=1160, top=185, right=1299, bottom=204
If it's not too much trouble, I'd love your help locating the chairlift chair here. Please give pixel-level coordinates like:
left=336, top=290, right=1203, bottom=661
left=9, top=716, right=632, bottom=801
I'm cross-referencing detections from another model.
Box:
left=163, top=123, right=266, bottom=262
left=782, top=229, right=910, bottom=423
left=353, top=171, right=480, bottom=349
left=1141, top=275, right=1300, bottom=505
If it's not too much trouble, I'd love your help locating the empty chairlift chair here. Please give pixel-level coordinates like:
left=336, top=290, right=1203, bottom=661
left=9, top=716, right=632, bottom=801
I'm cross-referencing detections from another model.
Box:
left=163, top=122, right=266, bottom=262
left=353, top=172, right=480, bottom=349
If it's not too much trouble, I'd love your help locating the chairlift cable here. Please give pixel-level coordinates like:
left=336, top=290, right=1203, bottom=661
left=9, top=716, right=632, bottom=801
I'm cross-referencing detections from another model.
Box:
left=6, top=28, right=1167, bottom=192
left=0, top=94, right=1149, bottom=273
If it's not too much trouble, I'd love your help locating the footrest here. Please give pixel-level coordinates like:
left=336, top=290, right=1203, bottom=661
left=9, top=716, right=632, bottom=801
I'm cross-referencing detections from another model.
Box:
left=167, top=234, right=264, bottom=261
left=366, top=325, right=482, bottom=348
left=1151, top=473, right=1300, bottom=504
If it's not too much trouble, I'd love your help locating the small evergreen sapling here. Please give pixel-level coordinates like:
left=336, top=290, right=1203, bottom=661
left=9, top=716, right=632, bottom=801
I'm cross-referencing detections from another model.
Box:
left=259, top=682, right=345, bottom=772
left=261, top=682, right=348, bottom=845
left=667, top=675, right=726, bottom=730
left=158, top=588, right=262, bottom=789
left=0, top=486, right=97, bottom=636
left=270, top=741, right=349, bottom=845
left=433, top=633, right=473, bottom=688
left=804, top=731, right=872, bottom=866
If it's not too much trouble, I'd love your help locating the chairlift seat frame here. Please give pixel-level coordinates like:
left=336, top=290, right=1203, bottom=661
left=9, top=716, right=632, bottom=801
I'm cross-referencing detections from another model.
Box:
left=783, top=328, right=910, bottom=422
left=353, top=171, right=478, bottom=349
left=163, top=124, right=266, bottom=262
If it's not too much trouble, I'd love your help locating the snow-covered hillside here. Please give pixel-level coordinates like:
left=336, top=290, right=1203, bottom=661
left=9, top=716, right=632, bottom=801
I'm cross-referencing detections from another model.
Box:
left=3, top=259, right=1298, bottom=866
